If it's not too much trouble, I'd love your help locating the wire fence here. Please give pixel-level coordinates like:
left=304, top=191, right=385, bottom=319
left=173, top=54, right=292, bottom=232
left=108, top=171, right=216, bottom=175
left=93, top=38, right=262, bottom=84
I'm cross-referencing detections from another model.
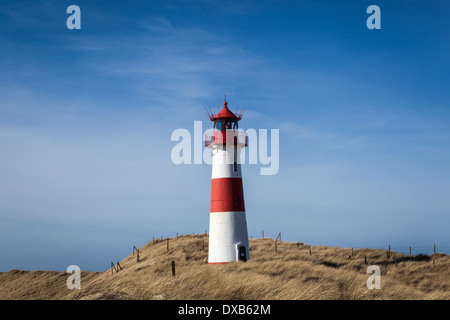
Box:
left=255, top=230, right=449, bottom=256
left=111, top=230, right=448, bottom=275
left=388, top=246, right=450, bottom=256
left=145, top=230, right=449, bottom=257
left=149, top=230, right=209, bottom=241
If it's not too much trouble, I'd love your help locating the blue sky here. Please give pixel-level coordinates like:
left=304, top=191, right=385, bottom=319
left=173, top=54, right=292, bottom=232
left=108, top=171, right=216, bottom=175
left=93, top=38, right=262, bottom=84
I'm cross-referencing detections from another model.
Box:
left=0, top=0, right=449, bottom=271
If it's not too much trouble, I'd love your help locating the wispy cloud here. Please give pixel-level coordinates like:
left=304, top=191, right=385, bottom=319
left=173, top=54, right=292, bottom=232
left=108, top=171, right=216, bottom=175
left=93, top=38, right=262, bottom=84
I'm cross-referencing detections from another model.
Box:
left=63, top=16, right=271, bottom=124
left=0, top=0, right=60, bottom=29
left=279, top=122, right=318, bottom=140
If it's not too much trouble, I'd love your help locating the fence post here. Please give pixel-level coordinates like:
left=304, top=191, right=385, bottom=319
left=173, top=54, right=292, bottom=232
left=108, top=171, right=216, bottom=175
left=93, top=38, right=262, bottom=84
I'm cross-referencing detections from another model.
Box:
left=364, top=256, right=367, bottom=264
left=275, top=241, right=278, bottom=253
left=202, top=239, right=205, bottom=251
left=433, top=244, right=436, bottom=265
left=171, top=261, right=175, bottom=276
left=351, top=247, right=353, bottom=257
left=262, top=230, right=264, bottom=239
left=133, top=246, right=140, bottom=262
left=176, top=232, right=178, bottom=238
left=167, top=238, right=169, bottom=252
left=309, top=246, right=312, bottom=256
left=388, top=244, right=391, bottom=259
left=410, top=246, right=412, bottom=257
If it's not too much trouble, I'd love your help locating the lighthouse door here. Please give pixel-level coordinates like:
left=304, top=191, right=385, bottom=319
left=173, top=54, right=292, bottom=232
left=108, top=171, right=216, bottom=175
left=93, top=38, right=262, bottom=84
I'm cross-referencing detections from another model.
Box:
left=238, top=246, right=247, bottom=262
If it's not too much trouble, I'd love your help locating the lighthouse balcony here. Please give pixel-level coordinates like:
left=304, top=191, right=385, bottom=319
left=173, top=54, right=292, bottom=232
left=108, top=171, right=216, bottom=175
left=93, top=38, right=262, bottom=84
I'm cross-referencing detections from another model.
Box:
left=205, top=130, right=248, bottom=147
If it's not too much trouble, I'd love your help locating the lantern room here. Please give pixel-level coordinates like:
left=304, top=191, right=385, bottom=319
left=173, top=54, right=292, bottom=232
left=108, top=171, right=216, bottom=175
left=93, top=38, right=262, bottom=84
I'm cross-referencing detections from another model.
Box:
left=205, top=99, right=247, bottom=147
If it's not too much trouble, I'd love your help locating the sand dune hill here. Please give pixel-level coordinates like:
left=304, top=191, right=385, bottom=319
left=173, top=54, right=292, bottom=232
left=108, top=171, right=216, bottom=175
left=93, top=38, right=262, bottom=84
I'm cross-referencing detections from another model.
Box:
left=0, top=235, right=448, bottom=300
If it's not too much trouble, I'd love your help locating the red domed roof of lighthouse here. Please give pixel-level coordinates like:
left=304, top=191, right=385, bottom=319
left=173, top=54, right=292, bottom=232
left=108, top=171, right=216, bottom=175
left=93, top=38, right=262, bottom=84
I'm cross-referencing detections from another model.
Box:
left=209, top=99, right=241, bottom=121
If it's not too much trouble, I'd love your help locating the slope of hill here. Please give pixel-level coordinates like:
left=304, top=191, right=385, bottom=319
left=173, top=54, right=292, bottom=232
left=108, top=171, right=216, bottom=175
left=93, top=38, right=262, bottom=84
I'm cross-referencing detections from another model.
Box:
left=0, top=234, right=448, bottom=300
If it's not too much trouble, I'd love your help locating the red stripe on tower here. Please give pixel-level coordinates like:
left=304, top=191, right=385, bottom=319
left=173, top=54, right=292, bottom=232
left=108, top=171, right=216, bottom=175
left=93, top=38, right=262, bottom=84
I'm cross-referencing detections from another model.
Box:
left=210, top=178, right=245, bottom=212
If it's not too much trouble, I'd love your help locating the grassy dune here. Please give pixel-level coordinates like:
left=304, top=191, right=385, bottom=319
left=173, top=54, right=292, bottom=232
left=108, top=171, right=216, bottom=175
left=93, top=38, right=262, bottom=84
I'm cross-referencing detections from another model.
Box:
left=0, top=234, right=448, bottom=300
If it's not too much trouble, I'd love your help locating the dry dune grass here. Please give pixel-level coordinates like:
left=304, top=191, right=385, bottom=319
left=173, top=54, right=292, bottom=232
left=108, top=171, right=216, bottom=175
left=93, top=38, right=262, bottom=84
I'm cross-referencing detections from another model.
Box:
left=0, top=234, right=448, bottom=300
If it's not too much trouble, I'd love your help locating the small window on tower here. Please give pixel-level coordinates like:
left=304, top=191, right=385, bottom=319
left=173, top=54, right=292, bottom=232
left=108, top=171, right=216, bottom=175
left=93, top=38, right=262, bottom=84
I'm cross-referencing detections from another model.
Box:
left=233, top=145, right=238, bottom=172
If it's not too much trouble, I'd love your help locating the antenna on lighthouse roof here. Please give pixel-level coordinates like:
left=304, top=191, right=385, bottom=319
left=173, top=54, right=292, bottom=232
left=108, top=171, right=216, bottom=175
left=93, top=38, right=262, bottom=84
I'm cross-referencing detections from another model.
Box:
left=206, top=106, right=214, bottom=120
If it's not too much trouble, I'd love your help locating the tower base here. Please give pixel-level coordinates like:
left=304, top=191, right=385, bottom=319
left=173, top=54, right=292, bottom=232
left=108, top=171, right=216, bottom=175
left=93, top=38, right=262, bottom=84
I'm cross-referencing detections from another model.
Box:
left=208, top=211, right=250, bottom=263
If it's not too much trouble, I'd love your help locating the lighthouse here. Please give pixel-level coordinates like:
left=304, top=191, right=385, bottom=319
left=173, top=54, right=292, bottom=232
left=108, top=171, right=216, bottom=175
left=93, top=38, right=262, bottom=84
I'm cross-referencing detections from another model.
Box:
left=205, top=98, right=249, bottom=264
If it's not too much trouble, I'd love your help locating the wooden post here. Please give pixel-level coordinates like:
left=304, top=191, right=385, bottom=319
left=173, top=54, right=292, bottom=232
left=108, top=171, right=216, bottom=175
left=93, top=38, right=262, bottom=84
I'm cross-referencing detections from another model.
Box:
left=153, top=236, right=154, bottom=243
left=410, top=246, right=412, bottom=257
left=433, top=244, right=436, bottom=265
left=176, top=232, right=178, bottom=238
left=351, top=247, right=353, bottom=257
left=262, top=230, right=264, bottom=239
left=388, top=244, right=391, bottom=259
left=309, top=246, right=312, bottom=256
left=133, top=246, right=140, bottom=262
left=167, top=238, right=169, bottom=251
left=202, top=239, right=205, bottom=251
left=365, top=256, right=367, bottom=264
left=171, top=261, right=175, bottom=276
left=275, top=241, right=277, bottom=253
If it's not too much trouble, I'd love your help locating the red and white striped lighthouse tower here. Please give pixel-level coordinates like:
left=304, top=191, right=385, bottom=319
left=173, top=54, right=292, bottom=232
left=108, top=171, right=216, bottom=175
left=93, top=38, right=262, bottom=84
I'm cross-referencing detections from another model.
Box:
left=205, top=98, right=249, bottom=264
